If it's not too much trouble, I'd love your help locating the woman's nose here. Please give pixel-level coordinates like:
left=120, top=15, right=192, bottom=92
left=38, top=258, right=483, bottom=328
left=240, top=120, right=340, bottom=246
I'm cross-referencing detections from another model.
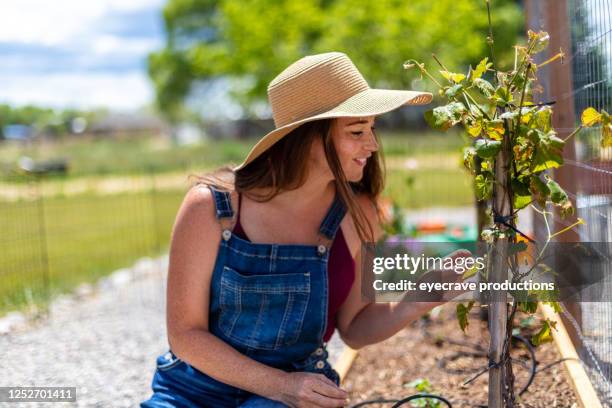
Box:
left=365, top=131, right=379, bottom=152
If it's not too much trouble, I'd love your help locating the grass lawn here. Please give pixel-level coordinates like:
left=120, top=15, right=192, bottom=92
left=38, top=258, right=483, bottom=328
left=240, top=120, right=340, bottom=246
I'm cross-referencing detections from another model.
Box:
left=0, top=130, right=473, bottom=317
left=0, top=135, right=252, bottom=181
left=0, top=189, right=185, bottom=316
left=0, top=129, right=468, bottom=180
left=385, top=167, right=473, bottom=209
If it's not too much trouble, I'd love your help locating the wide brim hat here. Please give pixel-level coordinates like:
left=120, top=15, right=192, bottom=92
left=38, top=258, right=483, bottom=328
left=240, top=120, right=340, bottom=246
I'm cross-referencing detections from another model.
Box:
left=233, top=52, right=433, bottom=171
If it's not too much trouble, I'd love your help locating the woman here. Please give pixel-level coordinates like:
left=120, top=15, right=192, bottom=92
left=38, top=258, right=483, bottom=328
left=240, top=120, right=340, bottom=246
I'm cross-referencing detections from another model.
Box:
left=141, top=52, right=465, bottom=408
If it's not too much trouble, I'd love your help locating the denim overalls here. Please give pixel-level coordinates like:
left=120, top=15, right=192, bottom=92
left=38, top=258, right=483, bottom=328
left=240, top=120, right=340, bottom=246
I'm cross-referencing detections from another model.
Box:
left=141, top=185, right=347, bottom=407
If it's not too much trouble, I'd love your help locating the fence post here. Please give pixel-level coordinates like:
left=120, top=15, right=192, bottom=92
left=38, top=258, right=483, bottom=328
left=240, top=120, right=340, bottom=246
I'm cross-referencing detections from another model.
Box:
left=148, top=166, right=161, bottom=257
left=33, top=174, right=51, bottom=318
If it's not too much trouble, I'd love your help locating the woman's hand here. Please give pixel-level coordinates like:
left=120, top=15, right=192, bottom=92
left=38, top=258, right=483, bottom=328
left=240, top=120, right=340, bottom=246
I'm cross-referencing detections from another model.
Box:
left=415, top=249, right=476, bottom=302
left=273, top=371, right=349, bottom=407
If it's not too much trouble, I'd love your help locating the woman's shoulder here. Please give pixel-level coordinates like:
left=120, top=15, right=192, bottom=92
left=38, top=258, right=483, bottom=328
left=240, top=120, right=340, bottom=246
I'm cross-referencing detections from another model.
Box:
left=175, top=184, right=225, bottom=234
left=184, top=184, right=216, bottom=213
left=182, top=183, right=241, bottom=225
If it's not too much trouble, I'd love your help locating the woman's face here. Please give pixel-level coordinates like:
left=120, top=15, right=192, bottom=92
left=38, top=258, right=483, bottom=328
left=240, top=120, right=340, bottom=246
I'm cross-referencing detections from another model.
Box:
left=309, top=116, right=379, bottom=182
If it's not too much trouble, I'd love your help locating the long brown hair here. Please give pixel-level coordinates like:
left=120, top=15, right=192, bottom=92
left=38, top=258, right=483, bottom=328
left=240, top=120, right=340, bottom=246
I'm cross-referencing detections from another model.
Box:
left=189, top=118, right=386, bottom=243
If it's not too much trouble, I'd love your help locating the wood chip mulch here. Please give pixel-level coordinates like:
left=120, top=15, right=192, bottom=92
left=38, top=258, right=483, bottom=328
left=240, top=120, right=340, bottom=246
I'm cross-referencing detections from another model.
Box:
left=342, top=304, right=578, bottom=408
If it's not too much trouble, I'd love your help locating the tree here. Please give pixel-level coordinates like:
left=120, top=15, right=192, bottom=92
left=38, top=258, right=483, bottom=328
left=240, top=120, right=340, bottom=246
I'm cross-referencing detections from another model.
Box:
left=148, top=0, right=524, bottom=120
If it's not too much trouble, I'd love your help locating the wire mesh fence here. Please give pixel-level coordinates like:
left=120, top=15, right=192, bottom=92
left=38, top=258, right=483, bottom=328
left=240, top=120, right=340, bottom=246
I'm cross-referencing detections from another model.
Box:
left=526, top=0, right=612, bottom=404
left=0, top=130, right=474, bottom=325
left=0, top=170, right=189, bottom=319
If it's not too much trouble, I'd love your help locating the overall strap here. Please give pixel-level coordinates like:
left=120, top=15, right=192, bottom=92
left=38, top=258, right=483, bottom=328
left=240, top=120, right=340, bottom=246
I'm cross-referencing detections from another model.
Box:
left=208, top=185, right=237, bottom=240
left=316, top=193, right=347, bottom=255
left=209, top=185, right=234, bottom=219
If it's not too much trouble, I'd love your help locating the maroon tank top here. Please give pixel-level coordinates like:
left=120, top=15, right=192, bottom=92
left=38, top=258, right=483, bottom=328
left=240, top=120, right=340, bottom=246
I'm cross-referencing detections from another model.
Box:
left=232, top=193, right=355, bottom=342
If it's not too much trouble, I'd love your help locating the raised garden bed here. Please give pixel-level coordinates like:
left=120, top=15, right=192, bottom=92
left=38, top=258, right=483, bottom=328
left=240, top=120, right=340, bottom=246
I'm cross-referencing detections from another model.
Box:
left=342, top=303, right=580, bottom=408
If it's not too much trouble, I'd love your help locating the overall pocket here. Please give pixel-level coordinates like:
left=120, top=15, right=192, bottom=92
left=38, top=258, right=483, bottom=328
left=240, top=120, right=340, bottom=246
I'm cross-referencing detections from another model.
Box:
left=156, top=350, right=185, bottom=372
left=218, top=265, right=311, bottom=350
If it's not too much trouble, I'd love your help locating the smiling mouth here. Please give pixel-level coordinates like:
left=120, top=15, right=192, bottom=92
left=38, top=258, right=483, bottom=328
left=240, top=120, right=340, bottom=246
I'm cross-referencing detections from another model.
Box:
left=354, top=158, right=368, bottom=166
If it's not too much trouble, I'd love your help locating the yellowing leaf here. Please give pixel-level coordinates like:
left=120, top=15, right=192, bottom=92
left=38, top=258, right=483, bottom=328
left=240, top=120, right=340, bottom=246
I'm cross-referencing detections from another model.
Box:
left=467, top=121, right=482, bottom=137
left=440, top=70, right=466, bottom=83
left=528, top=30, right=550, bottom=53
left=463, top=264, right=478, bottom=280
left=581, top=107, right=602, bottom=127
left=521, top=112, right=533, bottom=125
left=532, top=318, right=557, bottom=346
left=485, top=120, right=505, bottom=140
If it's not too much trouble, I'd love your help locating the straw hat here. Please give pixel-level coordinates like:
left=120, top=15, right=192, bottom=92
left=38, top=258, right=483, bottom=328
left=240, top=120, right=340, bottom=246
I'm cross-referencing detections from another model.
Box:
left=233, top=52, right=433, bottom=170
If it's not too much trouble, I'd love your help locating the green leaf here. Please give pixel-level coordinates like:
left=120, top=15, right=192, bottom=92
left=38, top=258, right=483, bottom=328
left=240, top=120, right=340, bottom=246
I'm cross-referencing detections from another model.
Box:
left=548, top=134, right=565, bottom=149
left=424, top=102, right=466, bottom=131
left=475, top=138, right=502, bottom=158
left=456, top=301, right=475, bottom=332
left=534, top=106, right=553, bottom=132
left=406, top=378, right=432, bottom=392
left=440, top=70, right=466, bottom=83
left=530, top=176, right=550, bottom=195
left=530, top=176, right=550, bottom=206
left=494, top=86, right=513, bottom=106
left=445, top=83, right=463, bottom=98
left=473, top=78, right=495, bottom=97
left=475, top=174, right=493, bottom=200
left=518, top=301, right=538, bottom=314
left=514, top=194, right=532, bottom=209
left=512, top=178, right=533, bottom=209
left=471, top=57, right=492, bottom=81
left=531, top=130, right=564, bottom=172
left=546, top=178, right=568, bottom=204
left=512, top=178, right=531, bottom=196
left=463, top=146, right=476, bottom=172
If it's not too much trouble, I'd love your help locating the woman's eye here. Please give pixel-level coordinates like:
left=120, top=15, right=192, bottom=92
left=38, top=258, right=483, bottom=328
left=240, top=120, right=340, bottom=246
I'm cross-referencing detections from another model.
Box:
left=351, top=126, right=375, bottom=137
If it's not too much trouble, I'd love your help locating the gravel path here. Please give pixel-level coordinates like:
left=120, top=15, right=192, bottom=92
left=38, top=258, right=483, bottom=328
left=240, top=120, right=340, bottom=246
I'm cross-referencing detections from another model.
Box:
left=0, top=255, right=346, bottom=407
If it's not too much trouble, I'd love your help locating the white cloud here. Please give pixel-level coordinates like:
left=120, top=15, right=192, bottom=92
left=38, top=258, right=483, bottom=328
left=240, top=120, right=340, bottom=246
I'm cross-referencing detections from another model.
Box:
left=0, top=0, right=165, bottom=110
left=92, top=34, right=161, bottom=56
left=0, top=72, right=155, bottom=111
left=0, top=0, right=164, bottom=45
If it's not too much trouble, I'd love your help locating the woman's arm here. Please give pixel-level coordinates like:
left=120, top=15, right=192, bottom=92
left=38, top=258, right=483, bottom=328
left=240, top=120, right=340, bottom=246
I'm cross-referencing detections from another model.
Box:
left=336, top=195, right=443, bottom=350
left=166, top=186, right=288, bottom=398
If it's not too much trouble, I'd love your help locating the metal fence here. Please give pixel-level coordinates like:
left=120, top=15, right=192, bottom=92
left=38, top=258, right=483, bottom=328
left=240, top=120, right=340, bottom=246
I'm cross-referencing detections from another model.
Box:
left=525, top=0, right=612, bottom=405
left=0, top=171, right=188, bottom=319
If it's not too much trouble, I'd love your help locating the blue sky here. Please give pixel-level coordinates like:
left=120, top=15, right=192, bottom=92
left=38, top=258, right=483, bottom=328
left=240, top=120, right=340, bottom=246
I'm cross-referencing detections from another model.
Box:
left=0, top=0, right=166, bottom=111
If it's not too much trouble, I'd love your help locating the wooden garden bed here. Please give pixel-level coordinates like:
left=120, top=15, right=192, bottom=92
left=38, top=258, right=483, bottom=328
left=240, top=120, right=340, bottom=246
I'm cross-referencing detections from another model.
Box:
left=341, top=303, right=581, bottom=407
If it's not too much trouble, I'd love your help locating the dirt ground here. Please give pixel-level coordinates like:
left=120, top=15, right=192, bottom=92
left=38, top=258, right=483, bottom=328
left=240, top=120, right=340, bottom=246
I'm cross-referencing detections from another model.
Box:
left=343, top=304, right=578, bottom=408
